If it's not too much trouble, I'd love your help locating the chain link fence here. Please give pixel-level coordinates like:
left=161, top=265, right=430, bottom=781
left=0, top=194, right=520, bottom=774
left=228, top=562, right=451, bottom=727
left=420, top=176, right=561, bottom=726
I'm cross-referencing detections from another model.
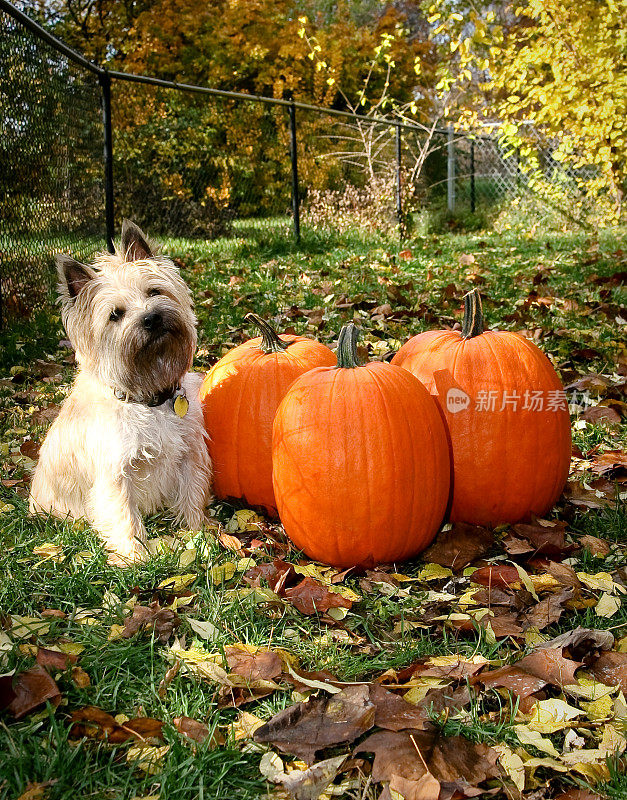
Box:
left=0, top=0, right=594, bottom=327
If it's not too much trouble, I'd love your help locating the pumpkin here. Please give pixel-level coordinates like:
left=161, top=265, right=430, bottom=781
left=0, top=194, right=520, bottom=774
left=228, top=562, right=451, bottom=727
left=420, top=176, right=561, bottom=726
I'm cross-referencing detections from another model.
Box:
left=272, top=323, right=450, bottom=567
left=199, top=314, right=336, bottom=515
left=391, top=289, right=571, bottom=526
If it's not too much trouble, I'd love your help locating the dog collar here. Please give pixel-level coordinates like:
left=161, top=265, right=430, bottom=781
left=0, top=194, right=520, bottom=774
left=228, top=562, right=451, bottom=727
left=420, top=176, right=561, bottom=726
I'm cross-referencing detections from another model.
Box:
left=113, top=386, right=189, bottom=417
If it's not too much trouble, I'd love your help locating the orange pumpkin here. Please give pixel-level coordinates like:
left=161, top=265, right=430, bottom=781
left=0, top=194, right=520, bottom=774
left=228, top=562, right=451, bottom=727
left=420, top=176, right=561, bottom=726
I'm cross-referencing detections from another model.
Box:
left=272, top=323, right=450, bottom=567
left=199, top=314, right=335, bottom=515
left=391, top=289, right=571, bottom=526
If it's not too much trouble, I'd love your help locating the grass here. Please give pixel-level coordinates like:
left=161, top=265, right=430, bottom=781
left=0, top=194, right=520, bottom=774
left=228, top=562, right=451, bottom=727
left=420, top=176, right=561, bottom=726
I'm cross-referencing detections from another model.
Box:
left=0, top=222, right=626, bottom=799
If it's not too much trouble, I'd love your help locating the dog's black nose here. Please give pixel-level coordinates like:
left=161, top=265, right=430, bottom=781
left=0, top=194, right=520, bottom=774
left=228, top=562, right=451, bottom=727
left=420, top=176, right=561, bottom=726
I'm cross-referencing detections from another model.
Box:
left=142, top=311, right=164, bottom=332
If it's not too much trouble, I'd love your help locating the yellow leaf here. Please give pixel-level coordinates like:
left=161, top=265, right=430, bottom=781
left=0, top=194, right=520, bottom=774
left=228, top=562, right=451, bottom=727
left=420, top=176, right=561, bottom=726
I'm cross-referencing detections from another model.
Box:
left=526, top=699, right=583, bottom=733
left=108, top=624, right=125, bottom=641
left=156, top=574, right=197, bottom=592
left=600, top=724, right=627, bottom=754
left=126, top=744, right=169, bottom=774
left=32, top=543, right=64, bottom=560
left=513, top=563, right=539, bottom=601
left=232, top=710, right=265, bottom=740
left=417, top=563, right=453, bottom=582
left=596, top=592, right=621, bottom=618
left=209, top=563, right=237, bottom=584
left=582, top=694, right=614, bottom=721
left=494, top=744, right=525, bottom=792
left=577, top=571, right=617, bottom=593
left=9, top=616, right=50, bottom=639
left=513, top=724, right=560, bottom=757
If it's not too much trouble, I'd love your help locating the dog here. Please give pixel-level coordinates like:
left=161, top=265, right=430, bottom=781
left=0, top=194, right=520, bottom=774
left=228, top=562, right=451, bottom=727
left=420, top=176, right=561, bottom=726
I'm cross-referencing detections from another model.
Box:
left=29, top=220, right=212, bottom=566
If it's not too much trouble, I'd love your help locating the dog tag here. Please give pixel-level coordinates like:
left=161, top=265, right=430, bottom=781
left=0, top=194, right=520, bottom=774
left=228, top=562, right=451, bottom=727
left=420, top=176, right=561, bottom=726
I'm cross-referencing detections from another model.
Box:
left=174, top=394, right=189, bottom=418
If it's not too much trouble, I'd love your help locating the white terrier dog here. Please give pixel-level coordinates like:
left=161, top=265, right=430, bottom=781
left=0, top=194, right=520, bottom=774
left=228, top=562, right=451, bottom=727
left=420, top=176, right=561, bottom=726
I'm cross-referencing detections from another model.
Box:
left=30, top=221, right=212, bottom=565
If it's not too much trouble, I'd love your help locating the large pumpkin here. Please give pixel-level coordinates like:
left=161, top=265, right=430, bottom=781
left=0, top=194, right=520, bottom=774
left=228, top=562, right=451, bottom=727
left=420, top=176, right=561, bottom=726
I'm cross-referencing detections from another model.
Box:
left=391, top=289, right=571, bottom=526
left=199, top=314, right=335, bottom=515
left=272, top=323, right=450, bottom=567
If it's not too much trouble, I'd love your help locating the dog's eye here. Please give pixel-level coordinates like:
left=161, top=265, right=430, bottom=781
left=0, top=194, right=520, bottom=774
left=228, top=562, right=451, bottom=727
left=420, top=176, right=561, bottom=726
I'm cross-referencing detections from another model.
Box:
left=147, top=288, right=161, bottom=297
left=109, top=308, right=124, bottom=322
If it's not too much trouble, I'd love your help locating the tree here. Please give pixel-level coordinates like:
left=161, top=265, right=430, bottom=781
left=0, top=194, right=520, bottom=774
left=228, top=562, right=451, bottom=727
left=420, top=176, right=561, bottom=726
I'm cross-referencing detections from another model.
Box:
left=428, top=0, right=627, bottom=219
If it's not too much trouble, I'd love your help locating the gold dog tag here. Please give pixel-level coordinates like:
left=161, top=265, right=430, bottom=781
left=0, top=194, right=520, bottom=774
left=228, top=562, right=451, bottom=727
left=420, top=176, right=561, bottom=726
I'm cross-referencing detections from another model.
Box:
left=174, top=394, right=189, bottom=418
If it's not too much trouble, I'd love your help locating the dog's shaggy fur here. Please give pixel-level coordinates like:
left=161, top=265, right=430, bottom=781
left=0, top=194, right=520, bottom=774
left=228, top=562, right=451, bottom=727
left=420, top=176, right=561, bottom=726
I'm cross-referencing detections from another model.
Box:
left=29, top=221, right=212, bottom=565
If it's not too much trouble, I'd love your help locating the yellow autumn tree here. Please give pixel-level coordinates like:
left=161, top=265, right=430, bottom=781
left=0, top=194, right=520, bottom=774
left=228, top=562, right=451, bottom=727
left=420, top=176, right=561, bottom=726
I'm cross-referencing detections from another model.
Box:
left=429, top=0, right=627, bottom=220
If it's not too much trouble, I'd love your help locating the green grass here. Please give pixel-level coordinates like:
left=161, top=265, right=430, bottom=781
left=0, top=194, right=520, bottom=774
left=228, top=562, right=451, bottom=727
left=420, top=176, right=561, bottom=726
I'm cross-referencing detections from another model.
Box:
left=0, top=223, right=626, bottom=799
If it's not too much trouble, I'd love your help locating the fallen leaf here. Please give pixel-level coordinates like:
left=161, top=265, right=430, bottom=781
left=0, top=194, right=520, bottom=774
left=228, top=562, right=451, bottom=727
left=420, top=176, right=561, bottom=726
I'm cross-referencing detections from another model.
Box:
left=122, top=603, right=180, bottom=644
left=69, top=706, right=164, bottom=743
left=589, top=652, right=627, bottom=693
left=369, top=684, right=431, bottom=731
left=71, top=666, right=91, bottom=688
left=538, top=627, right=614, bottom=662
left=262, top=753, right=347, bottom=800
left=225, top=645, right=283, bottom=682
left=0, top=666, right=61, bottom=719
left=579, top=535, right=611, bottom=557
left=494, top=744, right=525, bottom=792
left=595, top=593, right=621, bottom=618
left=254, top=685, right=374, bottom=763
left=126, top=743, right=169, bottom=774
left=173, top=716, right=224, bottom=747
left=421, top=524, right=494, bottom=570
left=356, top=728, right=500, bottom=788
left=36, top=647, right=77, bottom=671
left=526, top=698, right=583, bottom=733
left=284, top=578, right=352, bottom=616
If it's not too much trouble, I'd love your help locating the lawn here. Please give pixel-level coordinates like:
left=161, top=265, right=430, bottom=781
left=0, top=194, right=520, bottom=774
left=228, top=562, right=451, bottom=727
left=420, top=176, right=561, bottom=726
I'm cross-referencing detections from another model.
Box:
left=1, top=223, right=626, bottom=800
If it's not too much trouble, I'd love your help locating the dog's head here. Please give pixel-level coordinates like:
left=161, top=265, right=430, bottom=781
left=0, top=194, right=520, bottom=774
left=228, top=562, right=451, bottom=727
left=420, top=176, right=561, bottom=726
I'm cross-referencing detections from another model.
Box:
left=57, top=220, right=197, bottom=398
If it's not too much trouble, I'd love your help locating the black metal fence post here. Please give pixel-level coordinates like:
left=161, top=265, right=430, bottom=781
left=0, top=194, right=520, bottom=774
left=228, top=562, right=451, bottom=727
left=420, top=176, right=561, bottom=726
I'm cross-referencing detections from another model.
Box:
left=100, top=70, right=115, bottom=254
left=395, top=124, right=403, bottom=238
left=288, top=98, right=300, bottom=243
left=470, top=139, right=476, bottom=214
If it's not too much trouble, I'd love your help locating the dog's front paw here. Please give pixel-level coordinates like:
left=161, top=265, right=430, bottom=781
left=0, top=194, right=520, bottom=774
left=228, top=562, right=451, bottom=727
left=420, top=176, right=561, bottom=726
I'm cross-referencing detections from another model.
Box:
left=106, top=541, right=150, bottom=568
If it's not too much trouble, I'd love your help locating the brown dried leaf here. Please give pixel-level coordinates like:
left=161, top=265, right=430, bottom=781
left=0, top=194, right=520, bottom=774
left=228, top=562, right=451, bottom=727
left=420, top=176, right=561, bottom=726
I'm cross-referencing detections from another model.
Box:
left=421, top=524, right=494, bottom=570
left=174, top=715, right=224, bottom=747
left=1, top=666, right=61, bottom=719
left=538, top=627, right=614, bottom=663
left=589, top=652, right=627, bottom=693
left=579, top=535, right=611, bottom=557
left=516, top=649, right=581, bottom=689
left=71, top=666, right=91, bottom=688
left=511, top=521, right=569, bottom=557
left=369, top=684, right=430, bottom=731
left=357, top=728, right=500, bottom=787
left=284, top=577, right=352, bottom=616
left=477, top=665, right=547, bottom=699
left=471, top=565, right=522, bottom=589
left=582, top=406, right=621, bottom=425
left=36, top=647, right=77, bottom=671
left=69, top=706, right=164, bottom=743
left=225, top=645, right=283, bottom=682
left=590, top=450, right=627, bottom=476
left=254, top=685, right=374, bottom=763
left=244, top=559, right=297, bottom=593
left=520, top=589, right=573, bottom=631
left=122, top=602, right=180, bottom=644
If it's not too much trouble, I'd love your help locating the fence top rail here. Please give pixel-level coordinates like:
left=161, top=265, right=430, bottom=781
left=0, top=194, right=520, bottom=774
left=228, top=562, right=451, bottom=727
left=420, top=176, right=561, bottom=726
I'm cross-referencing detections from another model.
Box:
left=0, top=0, right=103, bottom=76
left=1, top=0, right=451, bottom=135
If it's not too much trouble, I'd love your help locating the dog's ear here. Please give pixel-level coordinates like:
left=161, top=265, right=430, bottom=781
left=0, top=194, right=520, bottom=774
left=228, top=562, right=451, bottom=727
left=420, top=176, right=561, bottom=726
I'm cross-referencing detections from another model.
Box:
left=121, top=220, right=154, bottom=261
left=57, top=255, right=97, bottom=301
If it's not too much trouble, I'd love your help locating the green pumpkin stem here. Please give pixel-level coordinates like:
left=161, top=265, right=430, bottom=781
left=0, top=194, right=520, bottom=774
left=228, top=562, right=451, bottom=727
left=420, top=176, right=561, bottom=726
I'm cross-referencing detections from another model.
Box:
left=336, top=323, right=360, bottom=368
left=462, top=289, right=484, bottom=339
left=246, top=313, right=289, bottom=354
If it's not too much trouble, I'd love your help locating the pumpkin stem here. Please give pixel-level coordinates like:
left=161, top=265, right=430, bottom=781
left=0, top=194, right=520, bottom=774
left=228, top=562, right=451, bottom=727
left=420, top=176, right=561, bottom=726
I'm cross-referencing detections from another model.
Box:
left=336, top=323, right=360, bottom=368
left=246, top=313, right=290, bottom=354
left=462, top=289, right=484, bottom=339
